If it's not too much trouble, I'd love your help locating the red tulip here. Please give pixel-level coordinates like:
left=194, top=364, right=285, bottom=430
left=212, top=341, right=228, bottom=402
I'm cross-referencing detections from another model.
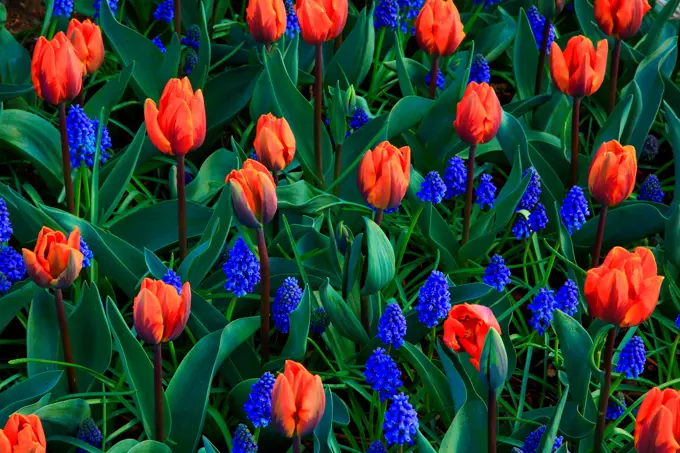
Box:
left=635, top=387, right=680, bottom=453
left=588, top=140, right=637, bottom=207
left=247, top=0, right=287, bottom=43
left=225, top=159, right=278, bottom=229
left=357, top=141, right=410, bottom=211
left=295, top=0, right=348, bottom=44
left=549, top=36, right=608, bottom=98
left=594, top=0, right=651, bottom=40
left=443, top=303, right=501, bottom=370
left=414, top=0, right=465, bottom=57
left=0, top=414, right=46, bottom=453
left=271, top=361, right=326, bottom=437
left=31, top=32, right=82, bottom=105
left=67, top=18, right=105, bottom=74
left=253, top=113, right=296, bottom=172
left=133, top=278, right=191, bottom=344
left=22, top=226, right=83, bottom=289
left=454, top=82, right=502, bottom=145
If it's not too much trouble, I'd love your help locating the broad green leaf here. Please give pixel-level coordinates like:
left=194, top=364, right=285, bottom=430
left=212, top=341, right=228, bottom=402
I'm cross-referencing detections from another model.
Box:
left=277, top=181, right=343, bottom=215
left=205, top=66, right=262, bottom=132
left=0, top=282, right=37, bottom=335
left=277, top=284, right=312, bottom=362
left=395, top=36, right=415, bottom=97
left=0, top=84, right=32, bottom=102
left=537, top=387, right=570, bottom=453
left=418, top=203, right=459, bottom=271
left=108, top=440, right=141, bottom=453
left=320, top=279, right=369, bottom=345
left=128, top=441, right=173, bottom=453
left=27, top=290, right=59, bottom=378
left=0, top=371, right=63, bottom=423
left=33, top=399, right=90, bottom=433
left=417, top=430, right=438, bottom=453
left=513, top=9, right=540, bottom=101
left=186, top=149, right=237, bottom=203
left=188, top=4, right=211, bottom=89
left=439, top=397, right=487, bottom=452
left=325, top=7, right=375, bottom=87
left=553, top=311, right=592, bottom=409
left=0, top=4, right=30, bottom=84
left=84, top=63, right=133, bottom=123
left=361, top=217, right=395, bottom=295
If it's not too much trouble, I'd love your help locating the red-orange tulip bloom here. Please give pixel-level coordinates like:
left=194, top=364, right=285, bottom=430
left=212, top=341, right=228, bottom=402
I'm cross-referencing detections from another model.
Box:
left=585, top=246, right=663, bottom=327
left=133, top=278, right=191, bottom=344
left=357, top=141, right=410, bottom=211
left=22, top=226, right=83, bottom=290
left=295, top=0, right=348, bottom=44
left=414, top=0, right=465, bottom=57
left=635, top=387, right=680, bottom=453
left=31, top=32, right=82, bottom=105
left=247, top=0, right=287, bottom=43
left=254, top=113, right=296, bottom=173
left=454, top=82, right=502, bottom=145
left=271, top=361, right=326, bottom=437
left=549, top=36, right=608, bottom=98
left=0, top=414, right=46, bottom=453
left=595, top=0, right=651, bottom=40
left=225, top=159, right=278, bottom=229
left=443, top=303, right=501, bottom=370
left=67, top=18, right=105, bottom=74
left=144, top=77, right=206, bottom=156
left=588, top=140, right=637, bottom=207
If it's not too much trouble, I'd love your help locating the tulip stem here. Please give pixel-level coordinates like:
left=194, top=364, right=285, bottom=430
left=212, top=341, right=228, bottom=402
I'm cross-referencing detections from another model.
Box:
left=592, top=205, right=608, bottom=268
left=333, top=143, right=342, bottom=197
left=257, top=228, right=271, bottom=365
left=154, top=342, right=165, bottom=443
left=570, top=97, right=581, bottom=187
left=594, top=328, right=616, bottom=453
left=608, top=39, right=622, bottom=115
left=488, top=387, right=497, bottom=453
left=429, top=57, right=439, bottom=100
left=462, top=144, right=477, bottom=245
left=58, top=103, right=75, bottom=215
left=314, top=44, right=326, bottom=188
left=176, top=154, right=188, bottom=260
left=173, top=0, right=181, bottom=40
left=54, top=289, right=78, bottom=394
left=534, top=19, right=551, bottom=96
left=272, top=171, right=280, bottom=238
left=374, top=208, right=383, bottom=227
left=293, top=436, right=301, bottom=453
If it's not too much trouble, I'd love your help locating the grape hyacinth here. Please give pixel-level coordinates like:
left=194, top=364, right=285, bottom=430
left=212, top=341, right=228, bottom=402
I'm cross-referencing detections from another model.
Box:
left=223, top=237, right=260, bottom=297
left=615, top=336, right=646, bottom=379
left=527, top=6, right=556, bottom=54
left=0, top=198, right=12, bottom=243
left=417, top=171, right=447, bottom=204
left=367, top=441, right=387, bottom=453
left=79, top=238, right=94, bottom=269
left=377, top=303, right=407, bottom=349
left=93, top=0, right=119, bottom=18
left=67, top=105, right=112, bottom=168
left=444, top=156, right=467, bottom=198
left=383, top=392, right=418, bottom=446
left=512, top=216, right=532, bottom=240
left=162, top=269, right=182, bottom=294
left=310, top=307, right=330, bottom=335
left=517, top=167, right=541, bottom=212
left=606, top=394, right=626, bottom=420
left=152, top=36, right=167, bottom=53
left=349, top=107, right=370, bottom=131
left=365, top=348, right=403, bottom=401
left=0, top=274, right=10, bottom=293
left=76, top=418, right=103, bottom=453
left=560, top=186, right=590, bottom=235
left=425, top=69, right=445, bottom=90
left=182, top=25, right=201, bottom=50
left=641, top=135, right=659, bottom=161
left=469, top=54, right=491, bottom=84
left=232, top=424, right=258, bottom=453
left=272, top=277, right=303, bottom=333
left=528, top=288, right=557, bottom=336
left=638, top=174, right=664, bottom=203
left=555, top=280, right=579, bottom=316
left=521, top=425, right=564, bottom=453
left=284, top=0, right=300, bottom=39
left=154, top=0, right=174, bottom=22
left=374, top=0, right=400, bottom=30
left=54, top=0, right=74, bottom=17
left=398, top=0, right=424, bottom=20
left=0, top=246, right=25, bottom=283
left=528, top=203, right=549, bottom=233
left=483, top=254, right=511, bottom=292
left=416, top=270, right=451, bottom=328
left=476, top=174, right=497, bottom=210
left=184, top=48, right=198, bottom=75
left=244, top=372, right=276, bottom=428
left=676, top=314, right=680, bottom=330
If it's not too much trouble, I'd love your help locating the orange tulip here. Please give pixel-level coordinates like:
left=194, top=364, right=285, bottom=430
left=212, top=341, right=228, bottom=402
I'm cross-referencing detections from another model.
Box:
left=414, top=0, right=465, bottom=57
left=22, top=226, right=83, bottom=290
left=585, top=246, right=663, bottom=327
left=225, top=159, right=278, bottom=229
left=549, top=36, right=608, bottom=98
left=133, top=278, right=191, bottom=344
left=31, top=32, right=82, bottom=105
left=247, top=0, right=287, bottom=43
left=271, top=360, right=326, bottom=437
left=588, top=140, right=637, bottom=207
left=67, top=18, right=105, bottom=74
left=454, top=82, right=502, bottom=145
left=635, top=387, right=680, bottom=453
left=144, top=77, right=206, bottom=156
left=595, top=0, right=651, bottom=40
left=0, top=414, right=46, bottom=453
left=357, top=141, right=410, bottom=211
left=443, top=303, right=501, bottom=370
left=295, top=0, right=348, bottom=44
left=253, top=113, right=296, bottom=173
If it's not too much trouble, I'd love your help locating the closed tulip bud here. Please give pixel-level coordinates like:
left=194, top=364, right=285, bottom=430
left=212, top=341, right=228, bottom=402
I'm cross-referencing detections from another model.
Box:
left=22, top=226, right=83, bottom=289
left=67, top=18, right=105, bottom=74
left=133, top=278, right=191, bottom=344
left=254, top=113, right=296, bottom=173
left=479, top=328, right=508, bottom=392
left=295, top=0, right=348, bottom=45
left=585, top=246, right=663, bottom=327
left=414, top=0, right=465, bottom=57
left=0, top=414, right=46, bottom=453
left=247, top=0, right=287, bottom=43
left=595, top=0, right=651, bottom=40
left=635, top=387, right=680, bottom=453
left=335, top=221, right=353, bottom=255
left=588, top=140, right=637, bottom=207
left=357, top=141, right=410, bottom=211
left=549, top=36, right=608, bottom=98
left=443, top=303, right=501, bottom=370
left=454, top=82, right=502, bottom=145
left=225, top=159, right=278, bottom=229
left=144, top=77, right=206, bottom=156
left=31, top=32, right=82, bottom=105
left=271, top=361, right=326, bottom=437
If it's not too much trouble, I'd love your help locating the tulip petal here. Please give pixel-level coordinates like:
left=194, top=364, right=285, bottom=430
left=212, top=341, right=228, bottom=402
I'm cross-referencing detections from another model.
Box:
left=168, top=100, right=196, bottom=155
left=189, top=90, right=206, bottom=150
left=145, top=99, right=172, bottom=154
left=591, top=39, right=609, bottom=95
left=296, top=0, right=333, bottom=44
left=296, top=375, right=326, bottom=436
left=22, top=249, right=53, bottom=288
left=0, top=431, right=11, bottom=452
left=549, top=42, right=570, bottom=95
left=271, top=375, right=297, bottom=437
left=229, top=181, right=261, bottom=229
left=133, top=288, right=164, bottom=344
left=54, top=248, right=83, bottom=289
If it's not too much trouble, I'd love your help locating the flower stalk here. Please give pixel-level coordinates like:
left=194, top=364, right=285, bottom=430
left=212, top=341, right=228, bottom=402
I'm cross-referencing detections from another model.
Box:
left=257, top=228, right=271, bottom=364
left=154, top=342, right=165, bottom=443
left=314, top=44, right=325, bottom=188
left=176, top=154, right=188, bottom=260
left=592, top=205, right=608, bottom=268
left=429, top=57, right=440, bottom=99
left=593, top=328, right=616, bottom=453
left=462, top=144, right=477, bottom=245
left=58, top=103, right=75, bottom=215
left=535, top=19, right=551, bottom=95
left=608, top=39, right=622, bottom=114
left=571, top=97, right=581, bottom=186
left=54, top=288, right=78, bottom=393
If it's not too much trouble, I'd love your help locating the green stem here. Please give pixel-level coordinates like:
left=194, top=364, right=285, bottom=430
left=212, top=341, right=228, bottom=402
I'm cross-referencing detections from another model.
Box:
left=177, top=154, right=188, bottom=260
left=257, top=228, right=271, bottom=364
left=592, top=205, right=608, bottom=268
left=429, top=57, right=440, bottom=99
left=154, top=343, right=165, bottom=443
left=593, top=328, right=616, bottom=453
left=570, top=97, right=581, bottom=187
left=293, top=436, right=301, bottom=453
left=314, top=44, right=325, bottom=188
left=462, top=144, right=477, bottom=245
left=608, top=39, right=622, bottom=115
left=54, top=289, right=78, bottom=394
left=59, top=103, right=75, bottom=215
left=488, top=388, right=497, bottom=453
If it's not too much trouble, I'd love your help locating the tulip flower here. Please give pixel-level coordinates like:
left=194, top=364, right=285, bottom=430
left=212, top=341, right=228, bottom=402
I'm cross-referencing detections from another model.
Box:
left=357, top=141, right=411, bottom=222
left=247, top=0, right=287, bottom=44
left=443, top=303, right=501, bottom=371
left=67, top=18, right=105, bottom=75
left=635, top=387, right=680, bottom=453
left=254, top=113, right=296, bottom=173
left=271, top=361, right=326, bottom=443
left=414, top=0, right=465, bottom=98
left=145, top=77, right=206, bottom=260
left=0, top=414, right=46, bottom=453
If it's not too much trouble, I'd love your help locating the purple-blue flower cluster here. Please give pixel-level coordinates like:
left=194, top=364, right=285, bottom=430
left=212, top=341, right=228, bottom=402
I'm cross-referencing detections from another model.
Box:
left=76, top=418, right=103, bottom=453
left=66, top=106, right=112, bottom=169
left=54, top=0, right=74, bottom=17
left=0, top=198, right=12, bottom=243
left=521, top=425, right=564, bottom=453
left=162, top=269, right=182, bottom=294
left=310, top=307, right=330, bottom=335
left=232, top=424, right=258, bottom=453
left=642, top=135, right=659, bottom=161
left=80, top=238, right=94, bottom=269
left=93, top=0, right=119, bottom=18
left=560, top=186, right=589, bottom=235
left=272, top=277, right=303, bottom=333
left=638, top=174, right=664, bottom=203
left=365, top=348, right=403, bottom=401
left=483, top=254, right=511, bottom=292
left=606, top=394, right=626, bottom=420
left=469, top=54, right=491, bottom=84
left=476, top=174, right=497, bottom=210
left=367, top=441, right=387, bottom=453
left=425, top=69, right=445, bottom=91
left=154, top=0, right=174, bottom=22
left=182, top=25, right=201, bottom=50
left=416, top=270, right=451, bottom=328
left=417, top=171, right=447, bottom=204
left=377, top=303, right=407, bottom=349
left=244, top=372, right=276, bottom=428
left=184, top=49, right=198, bottom=75
left=383, top=392, right=418, bottom=446
left=374, top=0, right=400, bottom=30
left=615, top=336, right=646, bottom=379
left=223, top=237, right=260, bottom=297
left=444, top=156, right=466, bottom=198
left=528, top=288, right=557, bottom=336
left=555, top=280, right=579, bottom=316
left=284, top=0, right=300, bottom=39
left=152, top=36, right=167, bottom=53
left=527, top=6, right=556, bottom=54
